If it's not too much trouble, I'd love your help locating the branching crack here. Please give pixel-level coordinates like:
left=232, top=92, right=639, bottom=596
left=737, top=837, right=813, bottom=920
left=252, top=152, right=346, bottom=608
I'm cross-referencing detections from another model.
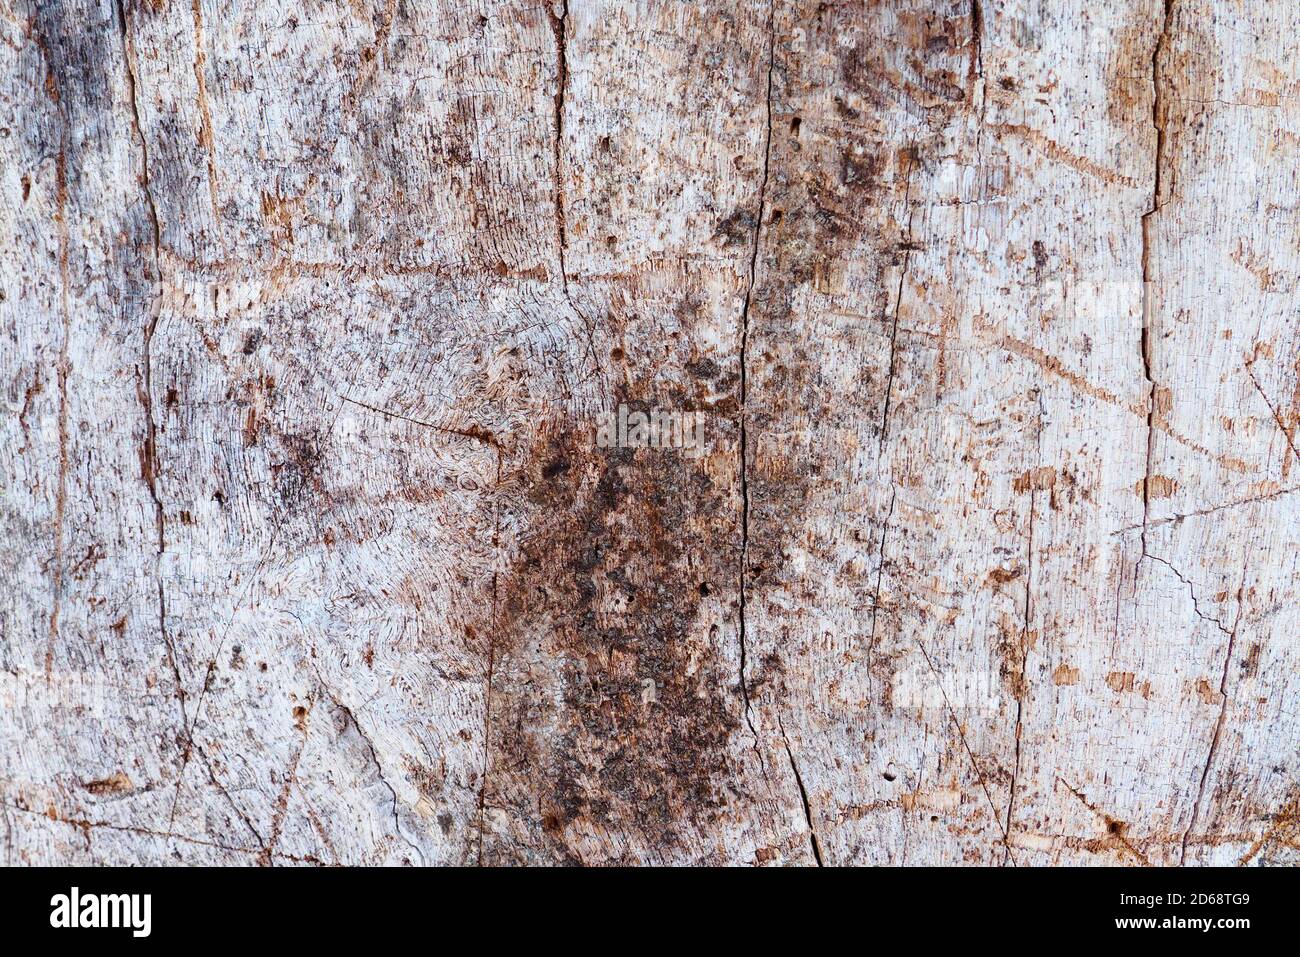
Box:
left=314, top=674, right=424, bottom=865
left=1180, top=558, right=1248, bottom=864
left=1146, top=554, right=1233, bottom=639
left=3, top=800, right=326, bottom=865
left=737, top=0, right=776, bottom=766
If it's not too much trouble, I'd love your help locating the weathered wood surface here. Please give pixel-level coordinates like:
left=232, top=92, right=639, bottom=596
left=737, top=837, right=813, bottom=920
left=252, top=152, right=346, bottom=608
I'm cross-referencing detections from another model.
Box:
left=2, top=0, right=1297, bottom=865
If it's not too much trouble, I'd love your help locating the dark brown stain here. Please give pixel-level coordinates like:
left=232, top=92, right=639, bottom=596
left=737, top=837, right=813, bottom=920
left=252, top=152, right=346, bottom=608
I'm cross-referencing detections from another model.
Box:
left=987, top=566, right=1022, bottom=586
left=477, top=405, right=743, bottom=863
left=714, top=207, right=758, bottom=247
left=81, top=772, right=133, bottom=797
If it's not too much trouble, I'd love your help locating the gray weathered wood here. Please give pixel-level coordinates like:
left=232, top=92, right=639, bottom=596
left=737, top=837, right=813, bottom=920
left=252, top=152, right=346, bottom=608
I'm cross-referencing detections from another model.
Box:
left=2, top=0, right=1297, bottom=865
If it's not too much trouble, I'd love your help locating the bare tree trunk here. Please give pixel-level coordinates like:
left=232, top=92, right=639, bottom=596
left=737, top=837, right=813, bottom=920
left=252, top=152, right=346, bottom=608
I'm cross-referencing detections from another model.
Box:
left=2, top=0, right=1296, bottom=866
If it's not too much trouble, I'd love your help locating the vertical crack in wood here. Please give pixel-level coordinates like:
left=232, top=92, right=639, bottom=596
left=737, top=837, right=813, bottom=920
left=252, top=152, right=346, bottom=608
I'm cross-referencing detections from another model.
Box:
left=1005, top=390, right=1042, bottom=863
left=1131, top=0, right=1248, bottom=866
left=777, top=715, right=823, bottom=865
left=30, top=17, right=70, bottom=682
left=970, top=2, right=988, bottom=158
left=1138, top=0, right=1173, bottom=563
left=546, top=0, right=571, bottom=285
left=968, top=0, right=987, bottom=138
left=878, top=150, right=916, bottom=452
left=117, top=0, right=162, bottom=281
left=737, top=0, right=776, bottom=766
left=968, top=0, right=984, bottom=81
left=866, top=486, right=896, bottom=702
left=189, top=0, right=221, bottom=227
left=545, top=0, right=599, bottom=379
left=476, top=451, right=502, bottom=864
left=118, top=0, right=185, bottom=758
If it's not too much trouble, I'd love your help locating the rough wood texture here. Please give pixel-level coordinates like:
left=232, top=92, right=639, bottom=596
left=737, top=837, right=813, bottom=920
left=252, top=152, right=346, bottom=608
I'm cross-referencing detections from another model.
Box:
left=2, top=0, right=1297, bottom=866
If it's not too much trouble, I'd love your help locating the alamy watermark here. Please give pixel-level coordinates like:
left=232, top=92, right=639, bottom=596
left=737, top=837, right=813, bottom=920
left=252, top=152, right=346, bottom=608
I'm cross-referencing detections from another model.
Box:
left=595, top=403, right=705, bottom=455
left=50, top=887, right=151, bottom=937
left=892, top=667, right=1002, bottom=713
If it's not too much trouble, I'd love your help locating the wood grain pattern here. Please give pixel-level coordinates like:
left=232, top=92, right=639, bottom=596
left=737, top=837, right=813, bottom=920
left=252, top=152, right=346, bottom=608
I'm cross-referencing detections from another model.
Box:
left=1, top=0, right=1296, bottom=866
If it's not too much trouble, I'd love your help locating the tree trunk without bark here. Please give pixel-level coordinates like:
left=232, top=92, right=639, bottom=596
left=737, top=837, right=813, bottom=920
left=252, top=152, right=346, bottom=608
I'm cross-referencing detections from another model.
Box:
left=2, top=0, right=1298, bottom=865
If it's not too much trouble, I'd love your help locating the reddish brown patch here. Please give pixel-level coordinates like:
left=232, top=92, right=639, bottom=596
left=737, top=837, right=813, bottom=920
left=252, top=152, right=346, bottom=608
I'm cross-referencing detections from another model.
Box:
left=986, top=565, right=1021, bottom=586
left=1106, top=17, right=1157, bottom=129
left=1195, top=678, right=1221, bottom=705
left=82, top=772, right=133, bottom=796
left=1135, top=474, right=1178, bottom=499
left=1106, top=672, right=1136, bottom=694
left=1052, top=664, right=1080, bottom=686
left=1014, top=466, right=1057, bottom=493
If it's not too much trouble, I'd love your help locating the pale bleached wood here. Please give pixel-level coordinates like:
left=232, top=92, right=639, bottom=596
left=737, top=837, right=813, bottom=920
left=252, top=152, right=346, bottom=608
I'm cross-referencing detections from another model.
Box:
left=1, top=0, right=1296, bottom=866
